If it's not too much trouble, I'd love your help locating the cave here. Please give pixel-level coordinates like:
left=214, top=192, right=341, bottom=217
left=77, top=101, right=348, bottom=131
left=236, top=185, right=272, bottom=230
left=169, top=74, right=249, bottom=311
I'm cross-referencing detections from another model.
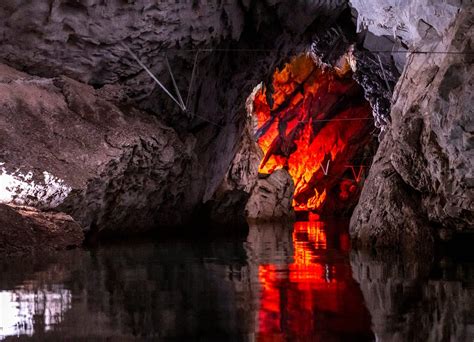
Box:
left=0, top=1, right=472, bottom=341
left=251, top=53, right=376, bottom=218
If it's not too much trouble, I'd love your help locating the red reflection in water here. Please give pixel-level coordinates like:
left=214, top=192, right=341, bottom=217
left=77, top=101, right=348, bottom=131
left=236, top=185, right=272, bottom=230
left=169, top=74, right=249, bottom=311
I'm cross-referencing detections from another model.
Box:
left=257, top=221, right=372, bottom=341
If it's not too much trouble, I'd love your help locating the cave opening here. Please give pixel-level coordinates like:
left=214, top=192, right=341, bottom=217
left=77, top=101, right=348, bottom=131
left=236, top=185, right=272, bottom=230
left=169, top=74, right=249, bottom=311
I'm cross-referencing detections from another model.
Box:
left=250, top=52, right=377, bottom=219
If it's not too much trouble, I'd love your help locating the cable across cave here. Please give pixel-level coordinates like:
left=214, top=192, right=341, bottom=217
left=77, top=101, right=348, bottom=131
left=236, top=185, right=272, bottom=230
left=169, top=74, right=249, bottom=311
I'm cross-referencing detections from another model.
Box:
left=121, top=43, right=186, bottom=111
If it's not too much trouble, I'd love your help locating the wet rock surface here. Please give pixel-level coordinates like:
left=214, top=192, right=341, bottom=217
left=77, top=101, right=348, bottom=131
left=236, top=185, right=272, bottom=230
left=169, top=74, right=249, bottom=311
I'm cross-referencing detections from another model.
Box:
left=350, top=7, right=473, bottom=247
left=0, top=204, right=83, bottom=256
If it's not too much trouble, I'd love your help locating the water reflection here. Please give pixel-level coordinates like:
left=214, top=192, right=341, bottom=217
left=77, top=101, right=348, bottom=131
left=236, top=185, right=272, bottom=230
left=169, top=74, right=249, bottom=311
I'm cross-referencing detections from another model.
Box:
left=255, top=221, right=373, bottom=341
left=351, top=249, right=474, bottom=342
left=0, top=287, right=71, bottom=338
left=0, top=221, right=472, bottom=340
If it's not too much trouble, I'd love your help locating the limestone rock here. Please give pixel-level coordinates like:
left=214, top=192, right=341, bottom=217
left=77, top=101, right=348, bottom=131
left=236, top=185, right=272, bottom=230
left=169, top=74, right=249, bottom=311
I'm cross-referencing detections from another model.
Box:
left=0, top=2, right=350, bottom=224
left=246, top=169, right=295, bottom=221
left=0, top=0, right=245, bottom=85
left=350, top=137, right=434, bottom=251
left=0, top=64, right=195, bottom=234
left=207, top=117, right=262, bottom=226
left=310, top=23, right=400, bottom=136
left=349, top=0, right=463, bottom=48
left=351, top=7, right=473, bottom=246
left=0, top=204, right=83, bottom=255
left=211, top=107, right=295, bottom=224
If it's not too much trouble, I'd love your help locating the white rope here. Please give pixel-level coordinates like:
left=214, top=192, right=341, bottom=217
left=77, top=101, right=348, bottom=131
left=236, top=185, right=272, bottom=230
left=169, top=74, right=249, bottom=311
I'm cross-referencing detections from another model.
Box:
left=186, top=50, right=200, bottom=110
left=165, top=55, right=186, bottom=110
left=121, top=43, right=185, bottom=111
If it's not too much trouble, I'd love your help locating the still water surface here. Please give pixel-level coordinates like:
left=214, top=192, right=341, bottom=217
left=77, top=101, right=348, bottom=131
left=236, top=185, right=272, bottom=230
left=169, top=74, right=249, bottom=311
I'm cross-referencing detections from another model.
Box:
left=0, top=220, right=472, bottom=341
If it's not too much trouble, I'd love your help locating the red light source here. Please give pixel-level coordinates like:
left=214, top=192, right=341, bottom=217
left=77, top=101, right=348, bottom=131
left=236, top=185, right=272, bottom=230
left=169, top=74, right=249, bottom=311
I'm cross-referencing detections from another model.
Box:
left=254, top=54, right=374, bottom=213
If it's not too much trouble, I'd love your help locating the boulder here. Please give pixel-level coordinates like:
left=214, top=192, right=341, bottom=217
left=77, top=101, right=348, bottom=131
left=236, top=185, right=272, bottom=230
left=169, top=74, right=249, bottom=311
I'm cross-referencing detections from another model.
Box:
left=0, top=204, right=83, bottom=256
left=246, top=169, right=295, bottom=222
left=0, top=64, right=195, bottom=234
left=210, top=109, right=295, bottom=224
left=207, top=116, right=262, bottom=226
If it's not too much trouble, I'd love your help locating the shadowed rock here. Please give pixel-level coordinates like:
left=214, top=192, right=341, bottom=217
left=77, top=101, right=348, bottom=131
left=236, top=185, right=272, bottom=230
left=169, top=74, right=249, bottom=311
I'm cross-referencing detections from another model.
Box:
left=0, top=64, right=195, bottom=234
left=0, top=204, right=83, bottom=255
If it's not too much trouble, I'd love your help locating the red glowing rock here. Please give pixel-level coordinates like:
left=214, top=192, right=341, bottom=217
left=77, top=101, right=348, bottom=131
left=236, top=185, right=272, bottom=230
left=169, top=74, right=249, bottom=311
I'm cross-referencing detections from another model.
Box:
left=253, top=54, right=374, bottom=213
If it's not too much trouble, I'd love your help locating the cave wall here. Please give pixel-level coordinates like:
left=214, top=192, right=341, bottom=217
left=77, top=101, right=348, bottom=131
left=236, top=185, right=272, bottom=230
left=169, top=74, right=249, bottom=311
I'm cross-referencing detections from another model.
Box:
left=0, top=0, right=351, bottom=232
left=350, top=3, right=473, bottom=248
left=0, top=64, right=195, bottom=234
left=349, top=0, right=463, bottom=48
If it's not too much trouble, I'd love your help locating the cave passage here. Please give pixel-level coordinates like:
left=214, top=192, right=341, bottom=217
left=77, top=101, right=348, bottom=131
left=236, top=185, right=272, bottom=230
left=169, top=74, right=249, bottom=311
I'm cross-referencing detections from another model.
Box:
left=253, top=54, right=376, bottom=216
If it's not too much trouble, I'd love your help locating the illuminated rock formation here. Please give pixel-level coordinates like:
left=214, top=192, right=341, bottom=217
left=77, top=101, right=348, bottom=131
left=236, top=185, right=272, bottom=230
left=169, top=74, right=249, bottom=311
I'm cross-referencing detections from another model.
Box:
left=350, top=6, right=473, bottom=248
left=246, top=169, right=295, bottom=221
left=252, top=54, right=375, bottom=215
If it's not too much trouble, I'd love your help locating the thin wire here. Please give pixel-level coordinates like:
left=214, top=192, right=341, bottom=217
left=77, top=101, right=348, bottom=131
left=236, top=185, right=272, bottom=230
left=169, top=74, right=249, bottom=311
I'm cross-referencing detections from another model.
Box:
left=392, top=53, right=414, bottom=104
left=122, top=44, right=470, bottom=127
left=366, top=50, right=473, bottom=54
left=165, top=54, right=186, bottom=110
left=186, top=50, right=200, bottom=109
left=256, top=144, right=374, bottom=166
left=152, top=48, right=473, bottom=54
left=301, top=117, right=373, bottom=122
left=121, top=42, right=185, bottom=110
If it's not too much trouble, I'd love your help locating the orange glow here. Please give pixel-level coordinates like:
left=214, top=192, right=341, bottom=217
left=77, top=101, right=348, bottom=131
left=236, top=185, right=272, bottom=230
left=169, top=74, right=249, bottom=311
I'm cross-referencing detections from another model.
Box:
left=254, top=54, right=373, bottom=212
left=257, top=221, right=373, bottom=340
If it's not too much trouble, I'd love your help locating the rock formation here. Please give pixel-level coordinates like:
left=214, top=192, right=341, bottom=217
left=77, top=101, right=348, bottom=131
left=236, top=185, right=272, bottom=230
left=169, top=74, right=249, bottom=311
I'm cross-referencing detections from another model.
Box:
left=0, top=1, right=354, bottom=238
left=209, top=111, right=294, bottom=225
left=0, top=204, right=83, bottom=255
left=349, top=0, right=462, bottom=48
left=246, top=169, right=295, bottom=221
left=0, top=0, right=471, bottom=250
left=350, top=4, right=473, bottom=248
left=0, top=64, right=195, bottom=235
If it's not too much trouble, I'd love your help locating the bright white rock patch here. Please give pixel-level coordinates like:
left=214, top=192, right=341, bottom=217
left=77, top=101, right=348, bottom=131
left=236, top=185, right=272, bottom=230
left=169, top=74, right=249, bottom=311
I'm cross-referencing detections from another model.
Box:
left=0, top=164, right=71, bottom=208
